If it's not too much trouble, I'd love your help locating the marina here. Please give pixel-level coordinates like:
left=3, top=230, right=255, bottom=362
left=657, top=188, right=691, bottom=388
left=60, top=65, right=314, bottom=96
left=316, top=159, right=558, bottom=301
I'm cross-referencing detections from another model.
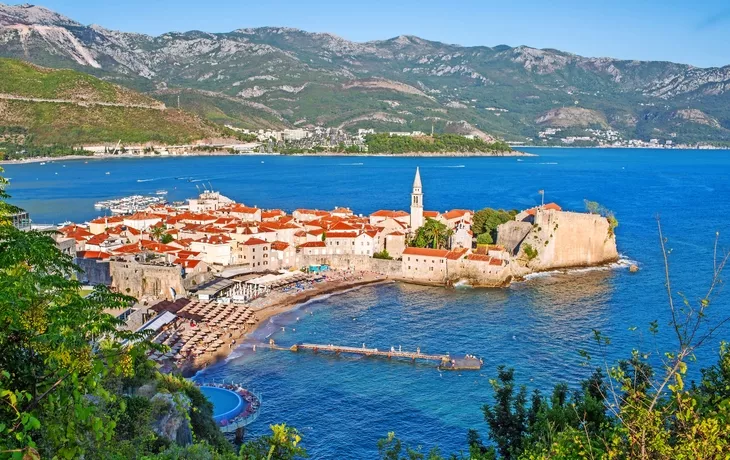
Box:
left=93, top=194, right=167, bottom=214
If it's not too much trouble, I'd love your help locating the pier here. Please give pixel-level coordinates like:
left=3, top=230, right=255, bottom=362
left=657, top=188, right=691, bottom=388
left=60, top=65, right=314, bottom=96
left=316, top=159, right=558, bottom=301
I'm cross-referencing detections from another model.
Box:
left=271, top=340, right=481, bottom=370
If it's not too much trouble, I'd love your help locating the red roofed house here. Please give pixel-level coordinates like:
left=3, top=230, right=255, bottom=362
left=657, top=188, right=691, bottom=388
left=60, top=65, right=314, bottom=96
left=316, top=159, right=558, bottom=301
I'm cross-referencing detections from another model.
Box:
left=262, top=209, right=286, bottom=221
left=123, top=212, right=162, bottom=231
left=173, top=257, right=208, bottom=275
left=441, top=209, right=473, bottom=228
left=331, top=207, right=354, bottom=218
left=227, top=204, right=262, bottom=222
left=297, top=241, right=329, bottom=256
left=190, top=235, right=233, bottom=266
left=324, top=231, right=358, bottom=255
left=369, top=210, right=410, bottom=226
left=88, top=216, right=124, bottom=235
left=401, top=247, right=449, bottom=282
left=233, top=237, right=270, bottom=270
left=293, top=209, right=331, bottom=222
left=270, top=241, right=296, bottom=269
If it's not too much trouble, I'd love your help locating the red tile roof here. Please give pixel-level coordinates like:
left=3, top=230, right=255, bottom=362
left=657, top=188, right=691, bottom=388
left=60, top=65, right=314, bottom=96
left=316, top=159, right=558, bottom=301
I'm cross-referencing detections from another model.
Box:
left=262, top=210, right=286, bottom=219
left=298, top=241, right=327, bottom=248
left=89, top=216, right=124, bottom=224
left=466, top=254, right=491, bottom=262
left=442, top=209, right=472, bottom=220
left=174, top=258, right=203, bottom=269
left=370, top=210, right=409, bottom=218
left=197, top=235, right=232, bottom=245
left=85, top=233, right=110, bottom=245
left=326, top=231, right=358, bottom=239
left=271, top=241, right=290, bottom=251
left=76, top=250, right=111, bottom=260
left=402, top=247, right=449, bottom=257
left=230, top=204, right=260, bottom=214
left=446, top=248, right=469, bottom=260
left=423, top=211, right=440, bottom=218
left=124, top=212, right=161, bottom=221
left=243, top=237, right=268, bottom=246
left=525, top=203, right=562, bottom=216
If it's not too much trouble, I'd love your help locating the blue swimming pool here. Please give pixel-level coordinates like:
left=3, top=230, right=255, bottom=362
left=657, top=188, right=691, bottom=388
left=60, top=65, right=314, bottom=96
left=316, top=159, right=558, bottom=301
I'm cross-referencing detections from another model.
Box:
left=199, top=386, right=244, bottom=423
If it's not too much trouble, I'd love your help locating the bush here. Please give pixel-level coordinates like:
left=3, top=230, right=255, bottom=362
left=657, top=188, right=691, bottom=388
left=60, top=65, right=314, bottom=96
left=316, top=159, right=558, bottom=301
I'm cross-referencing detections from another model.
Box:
left=523, top=243, right=538, bottom=260
left=476, top=233, right=493, bottom=245
left=373, top=250, right=393, bottom=260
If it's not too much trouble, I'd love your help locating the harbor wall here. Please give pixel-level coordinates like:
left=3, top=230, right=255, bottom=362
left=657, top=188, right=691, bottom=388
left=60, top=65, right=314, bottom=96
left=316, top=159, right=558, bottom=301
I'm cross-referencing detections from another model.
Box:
left=295, top=254, right=402, bottom=277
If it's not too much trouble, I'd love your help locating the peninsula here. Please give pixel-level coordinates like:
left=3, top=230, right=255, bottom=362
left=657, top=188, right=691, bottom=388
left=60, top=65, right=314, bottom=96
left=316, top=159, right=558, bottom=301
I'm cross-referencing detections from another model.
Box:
left=32, top=167, right=619, bottom=373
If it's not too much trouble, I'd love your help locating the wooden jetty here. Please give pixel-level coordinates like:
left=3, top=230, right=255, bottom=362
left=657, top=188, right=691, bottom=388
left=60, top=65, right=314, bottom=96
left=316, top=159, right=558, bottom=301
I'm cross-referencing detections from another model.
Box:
left=282, top=342, right=482, bottom=370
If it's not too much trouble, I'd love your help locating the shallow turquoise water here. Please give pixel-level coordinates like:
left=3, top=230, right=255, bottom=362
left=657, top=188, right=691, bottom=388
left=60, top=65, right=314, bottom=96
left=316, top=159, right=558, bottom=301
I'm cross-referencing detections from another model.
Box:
left=5, top=148, right=730, bottom=457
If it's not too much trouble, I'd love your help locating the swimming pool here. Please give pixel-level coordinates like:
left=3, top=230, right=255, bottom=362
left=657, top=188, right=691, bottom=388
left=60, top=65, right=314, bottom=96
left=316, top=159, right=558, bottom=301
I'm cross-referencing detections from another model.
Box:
left=199, top=386, right=245, bottom=423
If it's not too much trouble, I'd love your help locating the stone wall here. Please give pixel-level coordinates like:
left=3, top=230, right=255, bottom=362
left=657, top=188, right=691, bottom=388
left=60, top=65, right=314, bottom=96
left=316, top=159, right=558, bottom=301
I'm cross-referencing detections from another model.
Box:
left=496, top=221, right=533, bottom=255
left=296, top=253, right=402, bottom=277
left=110, top=261, right=187, bottom=300
left=516, top=209, right=618, bottom=271
left=75, top=258, right=112, bottom=286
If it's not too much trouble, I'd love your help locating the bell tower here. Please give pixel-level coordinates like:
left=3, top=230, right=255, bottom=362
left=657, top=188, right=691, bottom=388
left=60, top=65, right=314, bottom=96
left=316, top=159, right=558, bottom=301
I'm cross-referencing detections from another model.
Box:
left=410, top=167, right=424, bottom=230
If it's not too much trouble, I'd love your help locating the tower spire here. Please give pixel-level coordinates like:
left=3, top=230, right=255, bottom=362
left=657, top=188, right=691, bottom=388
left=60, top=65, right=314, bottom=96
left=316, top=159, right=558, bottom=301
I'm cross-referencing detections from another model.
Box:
left=410, top=167, right=424, bottom=230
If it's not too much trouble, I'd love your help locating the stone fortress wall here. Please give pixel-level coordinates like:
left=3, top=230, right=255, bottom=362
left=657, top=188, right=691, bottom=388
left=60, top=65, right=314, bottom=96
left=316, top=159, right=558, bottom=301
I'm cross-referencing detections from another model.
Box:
left=502, top=209, right=619, bottom=275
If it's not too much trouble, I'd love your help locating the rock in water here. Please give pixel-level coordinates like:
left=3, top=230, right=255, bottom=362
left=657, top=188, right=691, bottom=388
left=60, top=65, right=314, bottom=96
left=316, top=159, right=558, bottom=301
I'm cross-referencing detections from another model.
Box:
left=629, top=264, right=639, bottom=273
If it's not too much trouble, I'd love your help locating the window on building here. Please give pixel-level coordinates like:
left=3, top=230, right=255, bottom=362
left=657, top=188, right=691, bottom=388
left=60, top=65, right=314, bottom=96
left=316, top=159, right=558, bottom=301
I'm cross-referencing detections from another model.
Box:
left=429, top=267, right=434, bottom=271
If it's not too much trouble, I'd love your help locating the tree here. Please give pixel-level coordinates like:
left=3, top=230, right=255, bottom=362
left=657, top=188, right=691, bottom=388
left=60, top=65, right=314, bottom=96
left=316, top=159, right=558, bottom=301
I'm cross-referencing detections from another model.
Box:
left=476, top=233, right=493, bottom=245
left=160, top=233, right=174, bottom=244
left=411, top=218, right=452, bottom=249
left=239, top=424, right=307, bottom=460
left=472, top=209, right=515, bottom=243
left=522, top=243, right=538, bottom=260
left=373, top=250, right=393, bottom=260
left=150, top=225, right=165, bottom=242
left=482, top=367, right=528, bottom=459
left=0, top=168, right=154, bottom=458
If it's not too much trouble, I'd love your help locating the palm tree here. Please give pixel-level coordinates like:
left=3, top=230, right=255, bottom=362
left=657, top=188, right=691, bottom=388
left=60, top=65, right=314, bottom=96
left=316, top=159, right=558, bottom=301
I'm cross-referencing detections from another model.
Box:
left=149, top=225, right=165, bottom=242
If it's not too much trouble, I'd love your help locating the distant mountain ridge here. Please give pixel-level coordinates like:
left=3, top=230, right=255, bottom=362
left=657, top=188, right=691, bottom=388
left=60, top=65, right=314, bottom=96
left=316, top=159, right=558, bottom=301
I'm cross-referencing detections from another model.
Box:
left=1, top=3, right=730, bottom=143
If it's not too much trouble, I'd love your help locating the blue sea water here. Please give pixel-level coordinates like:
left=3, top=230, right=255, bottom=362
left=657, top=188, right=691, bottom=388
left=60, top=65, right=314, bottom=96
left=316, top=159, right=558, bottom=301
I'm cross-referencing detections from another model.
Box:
left=4, top=148, right=730, bottom=458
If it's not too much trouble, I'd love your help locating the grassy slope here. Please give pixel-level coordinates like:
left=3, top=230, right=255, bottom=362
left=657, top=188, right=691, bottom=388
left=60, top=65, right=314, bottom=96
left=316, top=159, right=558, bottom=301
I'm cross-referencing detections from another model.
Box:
left=153, top=90, right=289, bottom=130
left=0, top=59, right=224, bottom=144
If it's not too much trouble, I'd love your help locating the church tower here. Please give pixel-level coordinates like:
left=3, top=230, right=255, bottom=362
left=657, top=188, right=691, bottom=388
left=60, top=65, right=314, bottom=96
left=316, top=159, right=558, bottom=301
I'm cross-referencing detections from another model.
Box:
left=410, top=167, right=424, bottom=230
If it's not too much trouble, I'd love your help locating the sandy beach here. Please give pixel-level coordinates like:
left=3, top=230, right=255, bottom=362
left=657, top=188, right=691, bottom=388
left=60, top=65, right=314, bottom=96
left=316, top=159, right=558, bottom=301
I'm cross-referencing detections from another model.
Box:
left=0, top=149, right=534, bottom=166
left=179, top=270, right=389, bottom=377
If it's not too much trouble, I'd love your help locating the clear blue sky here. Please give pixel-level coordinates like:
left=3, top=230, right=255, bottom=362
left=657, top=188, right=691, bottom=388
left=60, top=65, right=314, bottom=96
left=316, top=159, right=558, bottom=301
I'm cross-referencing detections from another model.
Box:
left=16, top=0, right=730, bottom=68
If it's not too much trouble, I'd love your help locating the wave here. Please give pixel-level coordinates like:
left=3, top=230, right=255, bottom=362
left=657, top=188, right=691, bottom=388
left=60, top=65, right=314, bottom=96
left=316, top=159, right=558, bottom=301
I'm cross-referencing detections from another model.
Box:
left=539, top=162, right=558, bottom=165
left=338, top=163, right=364, bottom=166
left=443, top=165, right=465, bottom=168
left=522, top=256, right=636, bottom=281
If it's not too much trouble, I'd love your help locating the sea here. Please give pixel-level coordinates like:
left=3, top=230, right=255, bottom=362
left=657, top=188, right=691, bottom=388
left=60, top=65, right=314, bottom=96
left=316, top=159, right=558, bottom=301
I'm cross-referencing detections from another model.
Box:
left=4, top=148, right=730, bottom=458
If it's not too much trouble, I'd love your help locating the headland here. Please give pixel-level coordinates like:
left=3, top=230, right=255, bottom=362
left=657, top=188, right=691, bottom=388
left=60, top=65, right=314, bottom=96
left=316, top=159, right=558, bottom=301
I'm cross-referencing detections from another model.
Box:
left=38, top=167, right=618, bottom=375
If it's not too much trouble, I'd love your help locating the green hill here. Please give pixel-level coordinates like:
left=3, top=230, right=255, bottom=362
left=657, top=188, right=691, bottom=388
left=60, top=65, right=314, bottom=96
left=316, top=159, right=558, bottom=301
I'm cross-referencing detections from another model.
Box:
left=0, top=58, right=226, bottom=146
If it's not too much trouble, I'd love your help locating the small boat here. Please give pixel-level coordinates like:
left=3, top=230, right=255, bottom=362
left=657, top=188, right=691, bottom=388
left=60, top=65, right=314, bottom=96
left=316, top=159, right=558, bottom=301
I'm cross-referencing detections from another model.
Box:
left=105, top=172, right=111, bottom=175
left=155, top=190, right=168, bottom=196
left=261, top=161, right=265, bottom=164
left=39, top=162, right=46, bottom=165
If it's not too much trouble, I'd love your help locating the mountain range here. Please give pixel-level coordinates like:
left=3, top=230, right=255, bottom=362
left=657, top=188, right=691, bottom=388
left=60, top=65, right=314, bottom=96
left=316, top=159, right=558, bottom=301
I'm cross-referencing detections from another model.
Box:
left=2, top=3, right=730, bottom=144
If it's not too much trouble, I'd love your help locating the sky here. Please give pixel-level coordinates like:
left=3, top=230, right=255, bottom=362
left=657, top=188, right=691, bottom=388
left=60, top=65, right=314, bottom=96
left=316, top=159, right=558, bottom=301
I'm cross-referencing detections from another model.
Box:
left=12, top=0, right=730, bottom=68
